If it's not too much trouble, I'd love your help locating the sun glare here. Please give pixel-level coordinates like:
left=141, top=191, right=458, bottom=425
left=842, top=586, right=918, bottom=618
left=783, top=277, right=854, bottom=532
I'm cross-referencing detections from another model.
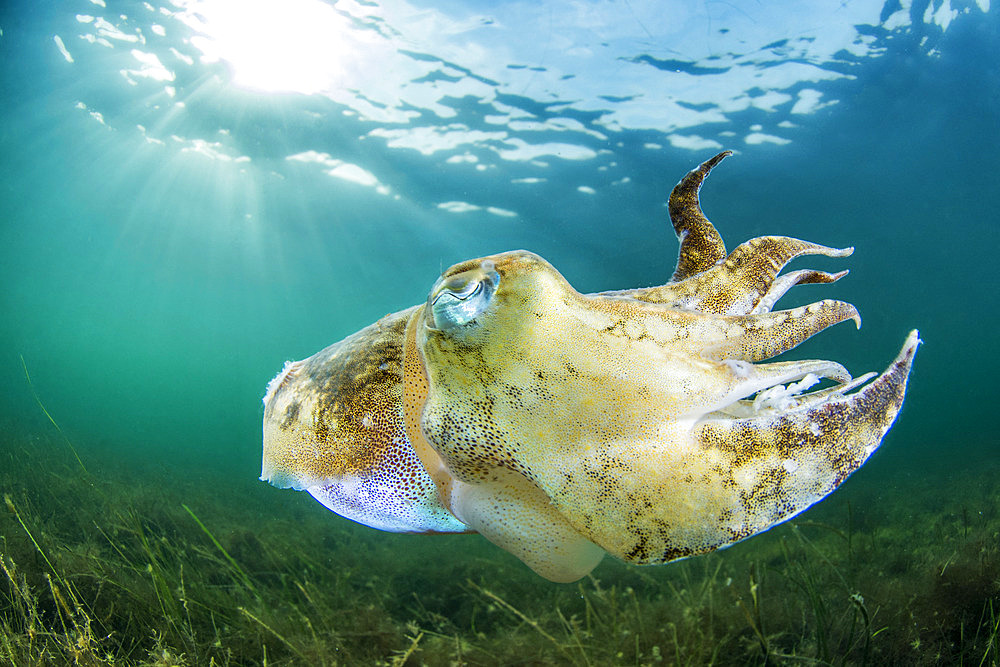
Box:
left=184, top=0, right=357, bottom=95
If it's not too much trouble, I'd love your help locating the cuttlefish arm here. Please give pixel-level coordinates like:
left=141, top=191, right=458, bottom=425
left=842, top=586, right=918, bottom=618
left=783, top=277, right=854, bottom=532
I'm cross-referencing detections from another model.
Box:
left=604, top=151, right=853, bottom=316
left=667, top=150, right=730, bottom=280
left=685, top=331, right=918, bottom=559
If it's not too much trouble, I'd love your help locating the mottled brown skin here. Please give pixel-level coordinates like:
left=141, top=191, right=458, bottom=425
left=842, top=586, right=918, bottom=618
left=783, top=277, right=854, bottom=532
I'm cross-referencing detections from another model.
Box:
left=607, top=153, right=853, bottom=315
left=262, top=151, right=919, bottom=581
left=263, top=310, right=412, bottom=486
left=667, top=150, right=730, bottom=281
left=262, top=307, right=467, bottom=533
left=414, top=245, right=915, bottom=567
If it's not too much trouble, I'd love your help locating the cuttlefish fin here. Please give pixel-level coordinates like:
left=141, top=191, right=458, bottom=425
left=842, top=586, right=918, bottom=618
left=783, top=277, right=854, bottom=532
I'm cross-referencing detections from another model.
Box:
left=668, top=151, right=731, bottom=281
left=448, top=469, right=605, bottom=583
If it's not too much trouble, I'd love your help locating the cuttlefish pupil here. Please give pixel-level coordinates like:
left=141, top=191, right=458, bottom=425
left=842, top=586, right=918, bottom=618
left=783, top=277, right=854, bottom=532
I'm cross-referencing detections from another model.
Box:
left=427, top=260, right=500, bottom=331
left=261, top=152, right=919, bottom=583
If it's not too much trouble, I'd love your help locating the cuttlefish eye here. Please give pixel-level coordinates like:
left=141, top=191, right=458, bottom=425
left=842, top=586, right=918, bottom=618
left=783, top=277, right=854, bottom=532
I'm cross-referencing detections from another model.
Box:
left=427, top=260, right=500, bottom=330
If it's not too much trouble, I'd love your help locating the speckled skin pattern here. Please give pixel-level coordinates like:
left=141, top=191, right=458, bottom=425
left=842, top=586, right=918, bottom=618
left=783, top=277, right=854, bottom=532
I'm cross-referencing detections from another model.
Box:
left=262, top=152, right=919, bottom=582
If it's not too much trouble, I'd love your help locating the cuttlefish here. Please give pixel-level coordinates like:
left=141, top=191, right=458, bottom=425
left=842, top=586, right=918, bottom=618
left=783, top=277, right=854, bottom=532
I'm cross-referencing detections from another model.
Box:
left=262, top=152, right=918, bottom=583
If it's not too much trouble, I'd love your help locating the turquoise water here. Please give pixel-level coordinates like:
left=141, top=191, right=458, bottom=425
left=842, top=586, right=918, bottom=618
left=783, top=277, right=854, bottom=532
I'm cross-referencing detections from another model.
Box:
left=1, top=1, right=998, bottom=664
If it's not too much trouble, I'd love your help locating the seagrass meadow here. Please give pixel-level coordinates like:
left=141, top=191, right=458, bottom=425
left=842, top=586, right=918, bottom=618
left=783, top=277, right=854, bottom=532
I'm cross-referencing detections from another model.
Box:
left=1, top=424, right=999, bottom=665
left=2, top=1, right=999, bottom=665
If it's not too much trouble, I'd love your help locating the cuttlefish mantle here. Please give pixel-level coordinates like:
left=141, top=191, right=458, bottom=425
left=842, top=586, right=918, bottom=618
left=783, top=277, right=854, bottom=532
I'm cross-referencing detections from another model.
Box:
left=262, top=152, right=919, bottom=583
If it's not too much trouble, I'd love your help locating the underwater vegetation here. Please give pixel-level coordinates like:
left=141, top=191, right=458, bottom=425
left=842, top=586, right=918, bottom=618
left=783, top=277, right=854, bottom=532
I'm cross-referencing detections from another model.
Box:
left=1, top=418, right=998, bottom=666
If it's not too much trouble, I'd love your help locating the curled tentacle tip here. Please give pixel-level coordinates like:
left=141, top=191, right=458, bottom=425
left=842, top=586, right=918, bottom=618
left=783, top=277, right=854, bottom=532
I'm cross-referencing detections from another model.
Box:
left=702, top=150, right=733, bottom=170
left=830, top=269, right=849, bottom=281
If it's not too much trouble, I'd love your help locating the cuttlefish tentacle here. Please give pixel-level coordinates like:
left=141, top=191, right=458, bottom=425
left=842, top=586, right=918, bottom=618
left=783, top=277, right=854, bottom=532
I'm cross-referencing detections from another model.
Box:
left=680, top=238, right=853, bottom=315
left=586, top=331, right=920, bottom=565
left=607, top=290, right=861, bottom=364
left=611, top=240, right=852, bottom=316
left=751, top=268, right=849, bottom=315
left=668, top=150, right=731, bottom=281
left=696, top=299, right=861, bottom=362
left=610, top=151, right=855, bottom=318
left=694, top=358, right=851, bottom=421
left=715, top=371, right=879, bottom=419
left=622, top=237, right=853, bottom=316
left=673, top=331, right=921, bottom=559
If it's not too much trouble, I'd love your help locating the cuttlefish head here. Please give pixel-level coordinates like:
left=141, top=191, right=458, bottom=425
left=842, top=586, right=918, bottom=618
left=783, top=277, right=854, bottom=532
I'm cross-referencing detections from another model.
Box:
left=262, top=151, right=919, bottom=582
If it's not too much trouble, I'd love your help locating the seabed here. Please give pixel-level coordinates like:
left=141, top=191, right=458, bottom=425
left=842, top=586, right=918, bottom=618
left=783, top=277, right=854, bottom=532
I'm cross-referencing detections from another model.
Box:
left=1, top=421, right=997, bottom=666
